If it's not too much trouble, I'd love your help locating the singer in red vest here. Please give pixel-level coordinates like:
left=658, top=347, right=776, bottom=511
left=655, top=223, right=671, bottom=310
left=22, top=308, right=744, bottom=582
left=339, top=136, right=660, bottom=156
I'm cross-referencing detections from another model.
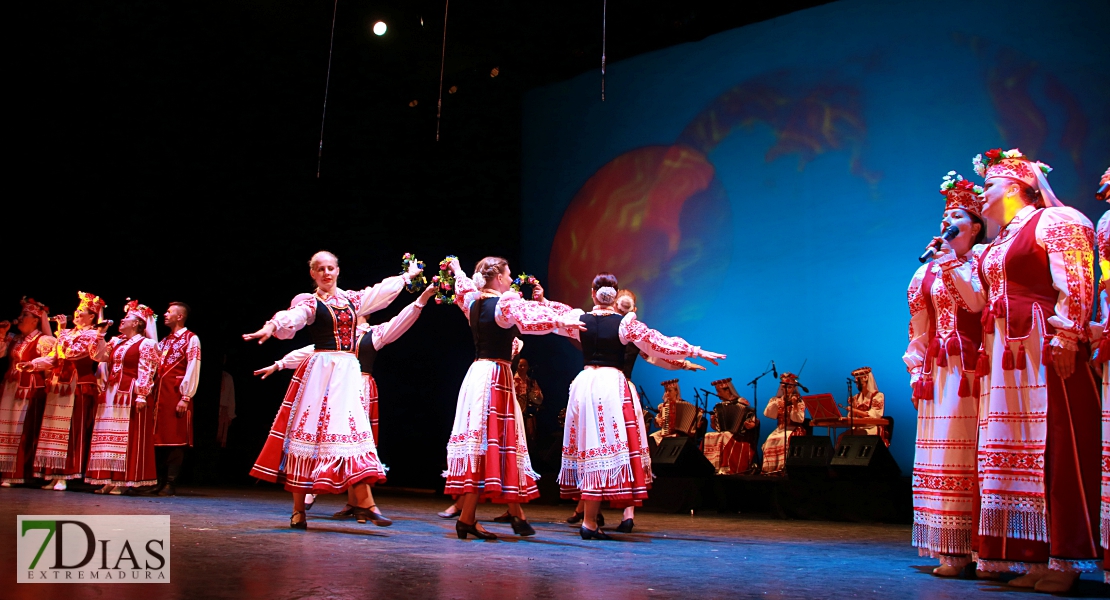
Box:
left=0, top=298, right=55, bottom=486
left=152, top=302, right=201, bottom=496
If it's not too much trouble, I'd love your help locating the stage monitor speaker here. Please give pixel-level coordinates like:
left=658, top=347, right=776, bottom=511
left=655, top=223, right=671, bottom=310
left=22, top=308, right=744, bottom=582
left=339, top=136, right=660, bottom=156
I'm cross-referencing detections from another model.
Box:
left=651, top=436, right=715, bottom=477
left=830, top=435, right=900, bottom=478
left=785, top=436, right=833, bottom=475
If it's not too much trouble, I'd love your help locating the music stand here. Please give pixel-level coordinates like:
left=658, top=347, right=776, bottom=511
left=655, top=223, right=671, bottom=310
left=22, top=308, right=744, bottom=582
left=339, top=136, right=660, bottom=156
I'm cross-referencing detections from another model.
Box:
left=802, top=394, right=840, bottom=421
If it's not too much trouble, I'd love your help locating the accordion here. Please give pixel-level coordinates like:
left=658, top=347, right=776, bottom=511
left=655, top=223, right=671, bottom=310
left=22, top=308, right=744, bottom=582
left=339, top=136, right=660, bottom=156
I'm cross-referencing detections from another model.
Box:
left=711, top=402, right=749, bottom=435
left=662, top=400, right=704, bottom=437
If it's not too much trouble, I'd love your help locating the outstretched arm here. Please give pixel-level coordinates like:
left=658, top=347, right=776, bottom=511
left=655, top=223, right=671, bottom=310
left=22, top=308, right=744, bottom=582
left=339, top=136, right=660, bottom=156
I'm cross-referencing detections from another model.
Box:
left=372, top=285, right=436, bottom=350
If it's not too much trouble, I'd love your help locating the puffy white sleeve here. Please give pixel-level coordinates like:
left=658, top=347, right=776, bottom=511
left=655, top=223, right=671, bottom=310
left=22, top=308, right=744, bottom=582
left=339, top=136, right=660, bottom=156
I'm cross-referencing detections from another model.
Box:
left=902, top=264, right=930, bottom=379
left=764, top=397, right=782, bottom=419
left=351, top=275, right=407, bottom=317
left=135, top=339, right=162, bottom=402
left=179, top=335, right=201, bottom=400
left=278, top=345, right=315, bottom=370
left=29, top=339, right=59, bottom=371
left=1037, top=207, right=1096, bottom=350
left=618, top=312, right=699, bottom=361
left=868, top=392, right=885, bottom=418
left=789, top=398, right=805, bottom=423
left=495, top=292, right=581, bottom=335
left=935, top=244, right=987, bottom=313
left=270, top=293, right=317, bottom=340
left=642, top=354, right=686, bottom=370
left=512, top=337, right=524, bottom=358
left=371, top=297, right=426, bottom=350
left=452, top=273, right=481, bottom=320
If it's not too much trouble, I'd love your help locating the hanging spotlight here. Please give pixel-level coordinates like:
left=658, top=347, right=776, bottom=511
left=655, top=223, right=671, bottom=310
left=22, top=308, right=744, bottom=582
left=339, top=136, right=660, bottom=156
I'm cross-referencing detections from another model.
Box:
left=408, top=100, right=419, bottom=107
left=373, top=21, right=387, bottom=36
left=490, top=67, right=499, bottom=78
left=448, top=86, right=457, bottom=94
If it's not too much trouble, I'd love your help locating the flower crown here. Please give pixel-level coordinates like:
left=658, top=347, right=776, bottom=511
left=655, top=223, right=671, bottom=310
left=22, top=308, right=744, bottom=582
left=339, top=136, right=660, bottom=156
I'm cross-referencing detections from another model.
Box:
left=433, top=255, right=457, bottom=305
left=510, top=273, right=538, bottom=293
left=939, top=171, right=985, bottom=217
left=973, top=148, right=1051, bottom=180
left=401, top=253, right=427, bottom=293
left=77, top=291, right=106, bottom=314
left=123, top=298, right=156, bottom=322
left=20, top=296, right=49, bottom=315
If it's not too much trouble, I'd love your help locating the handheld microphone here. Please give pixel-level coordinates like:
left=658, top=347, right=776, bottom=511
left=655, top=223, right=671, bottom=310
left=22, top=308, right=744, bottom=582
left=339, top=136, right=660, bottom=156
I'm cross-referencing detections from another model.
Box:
left=1098, top=181, right=1110, bottom=200
left=96, top=320, right=115, bottom=330
left=771, top=360, right=778, bottom=378
left=919, top=225, right=960, bottom=263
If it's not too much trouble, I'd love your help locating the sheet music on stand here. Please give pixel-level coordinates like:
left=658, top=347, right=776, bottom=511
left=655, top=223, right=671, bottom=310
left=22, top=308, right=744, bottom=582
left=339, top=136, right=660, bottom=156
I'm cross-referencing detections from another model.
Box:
left=801, top=393, right=840, bottom=420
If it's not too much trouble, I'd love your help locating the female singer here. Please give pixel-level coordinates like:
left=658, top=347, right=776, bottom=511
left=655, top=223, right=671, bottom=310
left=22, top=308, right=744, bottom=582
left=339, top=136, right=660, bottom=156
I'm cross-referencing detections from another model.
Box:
left=553, top=273, right=724, bottom=539
left=0, top=298, right=54, bottom=486
left=244, top=251, right=422, bottom=529
left=442, top=256, right=584, bottom=540
left=254, top=283, right=438, bottom=525
left=904, top=171, right=987, bottom=577
left=86, top=300, right=161, bottom=494
left=23, top=292, right=109, bottom=491
left=946, top=150, right=1101, bottom=592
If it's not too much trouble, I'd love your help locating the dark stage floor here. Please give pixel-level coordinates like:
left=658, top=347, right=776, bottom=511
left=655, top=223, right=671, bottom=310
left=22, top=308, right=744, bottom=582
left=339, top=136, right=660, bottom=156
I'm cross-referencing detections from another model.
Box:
left=2, top=486, right=1106, bottom=599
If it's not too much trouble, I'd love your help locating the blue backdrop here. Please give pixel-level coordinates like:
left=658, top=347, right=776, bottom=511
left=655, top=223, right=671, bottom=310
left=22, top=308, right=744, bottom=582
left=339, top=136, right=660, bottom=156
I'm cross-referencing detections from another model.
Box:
left=520, top=0, right=1110, bottom=472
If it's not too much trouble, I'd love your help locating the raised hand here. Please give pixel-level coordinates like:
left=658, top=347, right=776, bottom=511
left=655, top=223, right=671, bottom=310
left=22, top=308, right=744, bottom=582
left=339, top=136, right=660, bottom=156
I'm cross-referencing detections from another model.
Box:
left=697, top=349, right=726, bottom=366
left=531, top=283, right=545, bottom=302
left=419, top=283, right=438, bottom=305
left=243, top=322, right=276, bottom=344
left=254, top=364, right=280, bottom=379
left=406, top=257, right=424, bottom=279
left=682, top=360, right=707, bottom=372
left=0, top=320, right=9, bottom=335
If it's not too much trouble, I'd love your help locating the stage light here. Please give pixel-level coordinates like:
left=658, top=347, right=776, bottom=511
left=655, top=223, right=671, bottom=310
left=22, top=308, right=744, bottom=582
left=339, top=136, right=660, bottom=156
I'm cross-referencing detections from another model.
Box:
left=409, top=100, right=418, bottom=107
left=448, top=86, right=457, bottom=94
left=373, top=21, right=387, bottom=36
left=490, top=67, right=499, bottom=78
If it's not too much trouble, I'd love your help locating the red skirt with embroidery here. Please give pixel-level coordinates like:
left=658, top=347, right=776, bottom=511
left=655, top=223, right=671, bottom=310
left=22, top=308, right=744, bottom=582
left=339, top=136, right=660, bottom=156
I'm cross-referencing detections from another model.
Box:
left=444, top=360, right=539, bottom=503
left=250, top=352, right=386, bottom=493
left=362, top=373, right=379, bottom=445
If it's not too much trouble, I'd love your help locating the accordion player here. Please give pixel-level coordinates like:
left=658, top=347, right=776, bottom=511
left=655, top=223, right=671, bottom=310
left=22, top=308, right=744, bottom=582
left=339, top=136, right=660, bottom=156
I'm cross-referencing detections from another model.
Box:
left=703, top=378, right=759, bottom=474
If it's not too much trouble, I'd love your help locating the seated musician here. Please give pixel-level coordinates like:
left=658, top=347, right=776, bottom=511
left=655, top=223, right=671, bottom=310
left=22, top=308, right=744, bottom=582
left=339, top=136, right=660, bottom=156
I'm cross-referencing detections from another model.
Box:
left=846, top=366, right=888, bottom=444
left=704, top=378, right=758, bottom=474
left=760, top=372, right=806, bottom=474
left=512, top=357, right=543, bottom=444
left=651, top=379, right=703, bottom=445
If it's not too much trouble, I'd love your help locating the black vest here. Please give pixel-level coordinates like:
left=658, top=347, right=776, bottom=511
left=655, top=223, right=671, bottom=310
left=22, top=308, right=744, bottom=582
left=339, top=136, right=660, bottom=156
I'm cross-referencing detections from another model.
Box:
left=309, top=298, right=356, bottom=352
left=580, top=313, right=627, bottom=369
left=621, top=344, right=639, bottom=380
left=470, top=297, right=517, bottom=361
left=355, top=329, right=377, bottom=374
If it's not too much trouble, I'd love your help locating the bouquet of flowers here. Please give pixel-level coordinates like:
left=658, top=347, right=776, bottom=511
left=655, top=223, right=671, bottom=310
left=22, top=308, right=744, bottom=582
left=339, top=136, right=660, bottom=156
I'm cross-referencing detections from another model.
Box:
left=510, top=273, right=539, bottom=294
left=401, top=253, right=427, bottom=293
left=433, top=255, right=457, bottom=305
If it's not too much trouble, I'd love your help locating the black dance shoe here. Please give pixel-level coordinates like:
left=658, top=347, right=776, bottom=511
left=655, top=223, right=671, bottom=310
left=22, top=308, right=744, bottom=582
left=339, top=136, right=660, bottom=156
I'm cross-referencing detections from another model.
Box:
left=303, top=494, right=315, bottom=511
left=351, top=506, right=393, bottom=527
left=290, top=510, right=307, bottom=530
left=332, top=504, right=355, bottom=519
left=614, top=518, right=634, bottom=533
left=438, top=508, right=461, bottom=519
left=579, top=526, right=612, bottom=540
left=566, top=511, right=584, bottom=524
left=456, top=519, right=498, bottom=540
left=492, top=511, right=513, bottom=523
left=510, top=516, right=536, bottom=536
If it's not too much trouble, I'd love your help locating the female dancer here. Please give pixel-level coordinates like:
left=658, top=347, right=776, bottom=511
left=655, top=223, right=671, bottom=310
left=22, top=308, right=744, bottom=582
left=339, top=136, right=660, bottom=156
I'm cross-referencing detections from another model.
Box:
left=254, top=283, right=438, bottom=524
left=562, top=287, right=704, bottom=532
left=1090, top=166, right=1110, bottom=584
left=554, top=273, right=724, bottom=539
left=86, top=300, right=161, bottom=494
left=0, top=298, right=54, bottom=486
left=904, top=171, right=986, bottom=577
left=442, top=256, right=584, bottom=540
left=244, top=251, right=422, bottom=529
left=23, top=292, right=109, bottom=491
left=947, top=150, right=1101, bottom=592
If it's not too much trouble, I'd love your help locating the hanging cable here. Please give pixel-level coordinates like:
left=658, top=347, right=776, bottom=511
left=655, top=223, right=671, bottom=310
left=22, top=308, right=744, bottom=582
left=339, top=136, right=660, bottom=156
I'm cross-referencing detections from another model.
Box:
left=316, top=0, right=340, bottom=178
left=601, top=0, right=607, bottom=101
left=436, top=0, right=450, bottom=141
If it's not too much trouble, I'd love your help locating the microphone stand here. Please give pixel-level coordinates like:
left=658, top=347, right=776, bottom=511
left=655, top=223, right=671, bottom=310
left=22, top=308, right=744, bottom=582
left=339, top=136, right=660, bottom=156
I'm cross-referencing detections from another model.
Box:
left=746, top=364, right=775, bottom=414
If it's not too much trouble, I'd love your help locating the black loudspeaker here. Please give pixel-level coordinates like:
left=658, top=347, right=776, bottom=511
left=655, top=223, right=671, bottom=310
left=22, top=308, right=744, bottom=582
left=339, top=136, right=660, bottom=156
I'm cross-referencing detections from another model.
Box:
left=785, top=436, right=833, bottom=475
left=651, top=437, right=715, bottom=477
left=830, top=435, right=900, bottom=478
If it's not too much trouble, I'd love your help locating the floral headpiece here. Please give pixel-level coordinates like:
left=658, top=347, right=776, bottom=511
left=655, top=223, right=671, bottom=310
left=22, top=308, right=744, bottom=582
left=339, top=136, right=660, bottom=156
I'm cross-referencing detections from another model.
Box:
left=711, top=378, right=742, bottom=402
left=400, top=253, right=427, bottom=293
left=939, top=171, right=985, bottom=217
left=510, top=273, right=538, bottom=293
left=973, top=148, right=1051, bottom=185
left=779, top=372, right=799, bottom=384
left=20, top=296, right=49, bottom=315
left=123, top=298, right=156, bottom=322
left=76, top=291, right=106, bottom=315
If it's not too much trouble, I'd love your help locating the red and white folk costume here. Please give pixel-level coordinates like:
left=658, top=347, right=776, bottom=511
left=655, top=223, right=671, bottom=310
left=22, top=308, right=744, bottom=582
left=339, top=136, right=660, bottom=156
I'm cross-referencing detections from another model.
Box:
left=554, top=307, right=703, bottom=505
left=271, top=295, right=429, bottom=445
left=86, top=301, right=161, bottom=487
left=903, top=173, right=985, bottom=570
left=30, top=292, right=108, bottom=481
left=0, top=298, right=55, bottom=484
left=444, top=273, right=573, bottom=503
left=153, top=326, right=200, bottom=447
left=761, top=373, right=806, bottom=474
left=1090, top=165, right=1110, bottom=583
left=952, top=151, right=1103, bottom=575
left=250, top=275, right=407, bottom=492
